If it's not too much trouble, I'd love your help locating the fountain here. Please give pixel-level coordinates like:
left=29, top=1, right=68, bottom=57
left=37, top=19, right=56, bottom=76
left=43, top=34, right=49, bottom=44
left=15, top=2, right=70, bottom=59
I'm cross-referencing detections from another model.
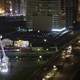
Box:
left=0, top=35, right=9, bottom=73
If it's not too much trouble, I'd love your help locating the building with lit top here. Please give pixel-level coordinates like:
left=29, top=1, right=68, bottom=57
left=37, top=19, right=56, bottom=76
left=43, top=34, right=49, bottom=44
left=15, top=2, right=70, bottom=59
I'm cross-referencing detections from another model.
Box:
left=0, top=0, right=26, bottom=16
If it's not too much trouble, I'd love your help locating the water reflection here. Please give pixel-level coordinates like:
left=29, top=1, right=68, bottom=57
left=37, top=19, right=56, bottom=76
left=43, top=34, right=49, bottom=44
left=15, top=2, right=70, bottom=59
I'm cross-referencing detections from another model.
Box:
left=0, top=51, right=54, bottom=80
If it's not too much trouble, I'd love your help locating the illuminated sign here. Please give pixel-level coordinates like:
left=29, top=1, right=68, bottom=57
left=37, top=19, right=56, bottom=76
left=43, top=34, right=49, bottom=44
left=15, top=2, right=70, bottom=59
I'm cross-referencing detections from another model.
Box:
left=17, top=27, right=33, bottom=32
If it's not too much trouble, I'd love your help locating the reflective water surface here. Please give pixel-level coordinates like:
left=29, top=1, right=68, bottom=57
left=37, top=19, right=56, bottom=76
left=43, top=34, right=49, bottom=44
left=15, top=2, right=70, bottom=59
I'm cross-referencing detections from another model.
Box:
left=0, top=51, right=54, bottom=80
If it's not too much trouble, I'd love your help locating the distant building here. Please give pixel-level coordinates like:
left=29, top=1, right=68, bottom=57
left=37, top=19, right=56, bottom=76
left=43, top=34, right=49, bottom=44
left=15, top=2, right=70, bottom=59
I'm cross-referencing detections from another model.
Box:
left=26, top=0, right=66, bottom=31
left=65, top=0, right=77, bottom=29
left=77, top=0, right=80, bottom=22
left=0, top=0, right=26, bottom=16
left=0, top=0, right=78, bottom=31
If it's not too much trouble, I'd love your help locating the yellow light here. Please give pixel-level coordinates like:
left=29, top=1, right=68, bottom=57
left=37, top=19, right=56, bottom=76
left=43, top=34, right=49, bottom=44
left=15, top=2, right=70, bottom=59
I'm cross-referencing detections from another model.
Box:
left=78, top=40, right=80, bottom=43
left=46, top=48, right=48, bottom=51
left=45, top=75, right=50, bottom=79
left=15, top=40, right=29, bottom=47
left=37, top=48, right=41, bottom=51
left=42, top=78, right=45, bottom=80
left=0, top=8, right=5, bottom=14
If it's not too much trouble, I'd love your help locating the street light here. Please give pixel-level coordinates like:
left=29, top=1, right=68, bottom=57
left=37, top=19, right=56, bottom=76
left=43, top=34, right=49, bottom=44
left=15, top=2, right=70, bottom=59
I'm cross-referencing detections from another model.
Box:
left=43, top=39, right=47, bottom=42
left=38, top=30, right=40, bottom=33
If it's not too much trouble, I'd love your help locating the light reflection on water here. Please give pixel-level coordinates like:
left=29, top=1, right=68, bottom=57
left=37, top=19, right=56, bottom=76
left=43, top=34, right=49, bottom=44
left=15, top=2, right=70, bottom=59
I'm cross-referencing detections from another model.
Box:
left=0, top=52, right=54, bottom=80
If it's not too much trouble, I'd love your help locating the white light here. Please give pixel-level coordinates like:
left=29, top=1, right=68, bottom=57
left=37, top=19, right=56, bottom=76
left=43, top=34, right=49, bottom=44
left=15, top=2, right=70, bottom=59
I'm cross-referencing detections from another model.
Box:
left=78, top=40, right=80, bottom=43
left=61, top=30, right=69, bottom=35
left=38, top=59, right=40, bottom=62
left=53, top=65, right=56, bottom=68
left=0, top=66, right=8, bottom=73
left=16, top=49, right=20, bottom=51
left=51, top=27, right=66, bottom=32
left=28, top=29, right=33, bottom=32
left=59, top=30, right=69, bottom=37
left=37, top=48, right=40, bottom=51
left=39, top=56, right=42, bottom=59
left=38, top=30, right=40, bottom=33
left=0, top=35, right=2, bottom=39
left=45, top=75, right=50, bottom=79
left=46, top=48, right=49, bottom=51
left=0, top=60, right=9, bottom=74
left=0, top=9, right=5, bottom=14
left=10, top=8, right=12, bottom=12
left=44, top=39, right=47, bottom=42
left=15, top=40, right=29, bottom=48
left=53, top=65, right=57, bottom=71
left=42, top=78, right=45, bottom=80
left=68, top=45, right=72, bottom=49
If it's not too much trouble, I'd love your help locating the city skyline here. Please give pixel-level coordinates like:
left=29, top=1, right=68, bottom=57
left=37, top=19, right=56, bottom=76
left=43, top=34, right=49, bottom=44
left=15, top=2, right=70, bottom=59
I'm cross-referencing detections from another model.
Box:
left=0, top=0, right=78, bottom=31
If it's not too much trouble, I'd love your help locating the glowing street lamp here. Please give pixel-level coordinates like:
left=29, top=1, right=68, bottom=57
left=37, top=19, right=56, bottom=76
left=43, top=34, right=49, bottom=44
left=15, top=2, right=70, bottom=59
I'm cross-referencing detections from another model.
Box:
left=44, top=39, right=47, bottom=42
left=38, top=30, right=40, bottom=33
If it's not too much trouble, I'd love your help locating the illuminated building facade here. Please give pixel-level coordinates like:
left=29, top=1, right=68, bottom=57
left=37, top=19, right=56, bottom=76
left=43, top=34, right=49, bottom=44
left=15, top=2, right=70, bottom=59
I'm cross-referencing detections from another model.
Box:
left=65, top=0, right=77, bottom=29
left=0, top=0, right=26, bottom=16
left=0, top=0, right=78, bottom=31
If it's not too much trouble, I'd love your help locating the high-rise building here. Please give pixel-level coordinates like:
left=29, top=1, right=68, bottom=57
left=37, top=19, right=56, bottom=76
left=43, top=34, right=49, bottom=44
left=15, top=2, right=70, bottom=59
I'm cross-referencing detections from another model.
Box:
left=0, top=0, right=77, bottom=31
left=0, top=0, right=27, bottom=16
left=26, top=0, right=65, bottom=31
left=65, top=0, right=78, bottom=29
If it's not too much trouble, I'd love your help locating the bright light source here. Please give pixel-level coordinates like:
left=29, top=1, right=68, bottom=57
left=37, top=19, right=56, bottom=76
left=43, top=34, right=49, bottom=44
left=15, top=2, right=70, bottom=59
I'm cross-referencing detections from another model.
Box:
left=10, top=8, right=12, bottom=12
left=16, top=49, right=20, bottom=51
left=42, top=78, right=45, bottom=80
left=16, top=56, right=18, bottom=59
left=46, top=48, right=49, bottom=51
left=0, top=35, right=2, bottom=39
left=14, top=40, right=29, bottom=48
left=28, top=29, right=33, bottom=32
left=45, top=75, right=50, bottom=79
left=53, top=65, right=56, bottom=68
left=38, top=30, right=40, bottom=33
left=0, top=59, right=9, bottom=74
left=37, top=48, right=41, bottom=51
left=0, top=66, right=8, bottom=73
left=44, top=39, right=47, bottom=42
left=61, top=30, right=69, bottom=35
left=0, top=8, right=5, bottom=14
left=67, top=45, right=72, bottom=53
left=51, top=27, right=66, bottom=32
left=39, top=56, right=42, bottom=59
left=53, top=65, right=57, bottom=71
left=68, top=45, right=72, bottom=49
left=78, top=40, right=80, bottom=43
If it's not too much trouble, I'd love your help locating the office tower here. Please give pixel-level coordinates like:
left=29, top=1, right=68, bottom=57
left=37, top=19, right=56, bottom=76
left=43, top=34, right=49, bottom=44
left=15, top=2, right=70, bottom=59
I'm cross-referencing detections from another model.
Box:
left=77, top=0, right=80, bottom=22
left=0, top=0, right=77, bottom=30
left=0, top=0, right=26, bottom=16
left=26, top=0, right=64, bottom=31
left=65, top=0, right=77, bottom=29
